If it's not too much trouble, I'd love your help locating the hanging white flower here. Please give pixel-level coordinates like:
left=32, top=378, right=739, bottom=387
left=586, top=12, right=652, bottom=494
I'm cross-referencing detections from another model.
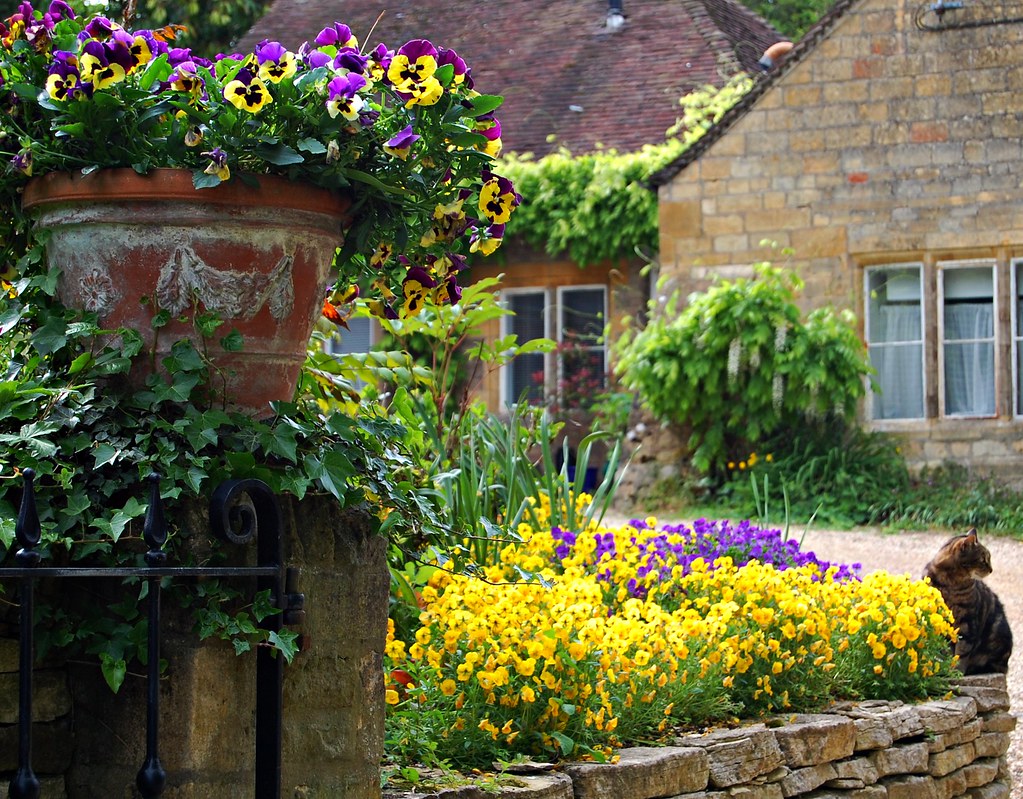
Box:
left=727, top=338, right=742, bottom=381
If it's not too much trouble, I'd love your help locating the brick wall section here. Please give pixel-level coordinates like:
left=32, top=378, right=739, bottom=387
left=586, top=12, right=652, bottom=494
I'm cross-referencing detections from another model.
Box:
left=657, top=0, right=1023, bottom=481
left=385, top=674, right=1014, bottom=799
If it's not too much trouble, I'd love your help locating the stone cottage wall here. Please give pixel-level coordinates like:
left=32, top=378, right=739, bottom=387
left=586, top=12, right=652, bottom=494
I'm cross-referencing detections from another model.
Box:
left=386, top=674, right=1014, bottom=799
left=656, top=0, right=1023, bottom=483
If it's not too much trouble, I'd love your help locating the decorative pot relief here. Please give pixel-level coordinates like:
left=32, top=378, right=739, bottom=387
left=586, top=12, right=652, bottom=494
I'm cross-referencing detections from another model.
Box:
left=154, top=245, right=295, bottom=320
left=78, top=266, right=118, bottom=314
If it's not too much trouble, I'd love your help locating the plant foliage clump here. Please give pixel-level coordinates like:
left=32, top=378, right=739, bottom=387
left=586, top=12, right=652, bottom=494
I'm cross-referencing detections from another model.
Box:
left=614, top=263, right=873, bottom=476
left=383, top=513, right=956, bottom=771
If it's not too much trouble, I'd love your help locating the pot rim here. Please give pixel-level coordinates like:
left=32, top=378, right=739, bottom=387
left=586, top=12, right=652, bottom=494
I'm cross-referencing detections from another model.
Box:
left=21, top=167, right=352, bottom=218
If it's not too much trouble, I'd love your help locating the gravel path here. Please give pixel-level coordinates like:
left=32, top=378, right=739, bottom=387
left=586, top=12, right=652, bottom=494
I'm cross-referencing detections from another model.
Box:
left=795, top=527, right=1022, bottom=796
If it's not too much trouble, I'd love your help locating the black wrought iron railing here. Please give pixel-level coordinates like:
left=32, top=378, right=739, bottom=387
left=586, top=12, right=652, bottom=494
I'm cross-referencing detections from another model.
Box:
left=0, top=469, right=304, bottom=799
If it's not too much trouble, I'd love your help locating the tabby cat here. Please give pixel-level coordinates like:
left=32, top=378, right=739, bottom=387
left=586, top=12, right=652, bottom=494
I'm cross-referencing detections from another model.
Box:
left=922, top=528, right=1013, bottom=675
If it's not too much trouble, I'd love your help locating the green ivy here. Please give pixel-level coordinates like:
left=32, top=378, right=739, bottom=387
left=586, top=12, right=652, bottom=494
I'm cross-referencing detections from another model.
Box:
left=0, top=257, right=436, bottom=689
left=498, top=75, right=754, bottom=266
left=614, top=262, right=874, bottom=478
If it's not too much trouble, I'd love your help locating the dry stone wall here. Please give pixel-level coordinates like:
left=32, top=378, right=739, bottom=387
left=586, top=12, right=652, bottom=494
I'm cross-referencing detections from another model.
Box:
left=386, top=674, right=1015, bottom=799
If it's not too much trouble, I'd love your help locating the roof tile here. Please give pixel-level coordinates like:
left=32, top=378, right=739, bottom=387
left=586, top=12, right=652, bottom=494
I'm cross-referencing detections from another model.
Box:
left=239, top=0, right=782, bottom=156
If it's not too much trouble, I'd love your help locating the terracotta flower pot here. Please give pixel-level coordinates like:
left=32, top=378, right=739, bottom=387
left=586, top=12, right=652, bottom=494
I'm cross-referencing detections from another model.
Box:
left=22, top=169, right=351, bottom=414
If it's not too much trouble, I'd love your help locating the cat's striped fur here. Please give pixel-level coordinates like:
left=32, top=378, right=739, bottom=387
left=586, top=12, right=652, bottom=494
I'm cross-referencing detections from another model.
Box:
left=923, top=528, right=1012, bottom=675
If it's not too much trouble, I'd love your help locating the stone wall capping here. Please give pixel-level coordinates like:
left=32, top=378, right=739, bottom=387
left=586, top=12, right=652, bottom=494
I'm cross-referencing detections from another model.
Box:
left=562, top=745, right=710, bottom=799
left=915, top=695, right=978, bottom=734
left=384, top=678, right=1012, bottom=799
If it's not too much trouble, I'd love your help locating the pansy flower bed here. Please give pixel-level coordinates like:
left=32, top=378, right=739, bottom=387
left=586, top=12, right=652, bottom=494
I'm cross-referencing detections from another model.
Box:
left=384, top=500, right=958, bottom=770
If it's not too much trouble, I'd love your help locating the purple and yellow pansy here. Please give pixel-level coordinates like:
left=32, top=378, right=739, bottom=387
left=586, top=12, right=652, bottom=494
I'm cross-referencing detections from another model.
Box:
left=0, top=2, right=519, bottom=320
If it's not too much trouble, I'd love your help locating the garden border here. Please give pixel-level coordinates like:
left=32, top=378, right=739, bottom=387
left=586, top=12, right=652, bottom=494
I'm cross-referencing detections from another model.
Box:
left=384, top=673, right=1014, bottom=799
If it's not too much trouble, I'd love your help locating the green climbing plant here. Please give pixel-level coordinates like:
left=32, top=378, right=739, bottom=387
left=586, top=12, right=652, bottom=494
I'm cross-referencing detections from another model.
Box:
left=498, top=74, right=754, bottom=265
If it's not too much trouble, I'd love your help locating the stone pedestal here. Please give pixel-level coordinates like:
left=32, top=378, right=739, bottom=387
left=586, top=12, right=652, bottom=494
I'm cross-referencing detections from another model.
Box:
left=61, top=497, right=388, bottom=798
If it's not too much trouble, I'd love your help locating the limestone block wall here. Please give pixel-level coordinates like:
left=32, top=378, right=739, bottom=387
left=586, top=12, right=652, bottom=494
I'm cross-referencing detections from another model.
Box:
left=613, top=409, right=691, bottom=512
left=655, top=0, right=1023, bottom=481
left=0, top=497, right=389, bottom=799
left=0, top=640, right=71, bottom=798
left=386, top=674, right=1015, bottom=799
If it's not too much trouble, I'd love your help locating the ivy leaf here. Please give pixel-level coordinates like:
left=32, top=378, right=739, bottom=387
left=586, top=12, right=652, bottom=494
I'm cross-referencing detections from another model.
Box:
left=251, top=590, right=277, bottom=622
left=0, top=305, right=24, bottom=336
left=0, top=422, right=60, bottom=459
left=99, top=653, right=127, bottom=692
left=267, top=629, right=299, bottom=663
left=31, top=316, right=68, bottom=356
left=220, top=329, right=244, bottom=352
left=93, top=442, right=121, bottom=468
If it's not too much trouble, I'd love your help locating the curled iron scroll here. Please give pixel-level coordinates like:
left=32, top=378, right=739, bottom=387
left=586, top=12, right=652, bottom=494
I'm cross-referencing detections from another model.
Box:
left=209, top=478, right=283, bottom=559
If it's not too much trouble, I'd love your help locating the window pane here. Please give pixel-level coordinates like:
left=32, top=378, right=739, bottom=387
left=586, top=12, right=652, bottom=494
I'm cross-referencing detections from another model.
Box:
left=869, top=344, right=924, bottom=419
left=329, top=316, right=372, bottom=355
left=1016, top=263, right=1023, bottom=416
left=559, top=287, right=607, bottom=402
left=560, top=348, right=606, bottom=409
left=506, top=292, right=547, bottom=404
left=865, top=266, right=924, bottom=420
left=944, top=339, right=995, bottom=416
left=508, top=353, right=545, bottom=404
left=561, top=288, right=605, bottom=341
left=508, top=293, right=547, bottom=340
left=941, top=265, right=995, bottom=417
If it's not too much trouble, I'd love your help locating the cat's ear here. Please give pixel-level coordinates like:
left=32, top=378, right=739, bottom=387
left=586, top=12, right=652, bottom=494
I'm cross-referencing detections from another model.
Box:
left=966, top=528, right=978, bottom=541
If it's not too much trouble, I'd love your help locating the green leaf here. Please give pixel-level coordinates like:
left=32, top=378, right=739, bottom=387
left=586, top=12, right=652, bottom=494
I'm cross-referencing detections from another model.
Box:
left=31, top=316, right=67, bottom=356
left=550, top=731, right=575, bottom=756
left=296, top=137, right=327, bottom=154
left=267, top=629, right=300, bottom=663
left=0, top=306, right=24, bottom=336
left=99, top=653, right=127, bottom=692
left=93, top=443, right=121, bottom=468
left=255, top=143, right=305, bottom=166
left=192, top=171, right=223, bottom=189
left=465, top=94, right=504, bottom=117
left=220, top=329, right=244, bottom=352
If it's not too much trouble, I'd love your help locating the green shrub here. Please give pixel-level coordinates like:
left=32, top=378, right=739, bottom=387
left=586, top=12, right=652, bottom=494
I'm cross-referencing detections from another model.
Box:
left=614, top=263, right=873, bottom=478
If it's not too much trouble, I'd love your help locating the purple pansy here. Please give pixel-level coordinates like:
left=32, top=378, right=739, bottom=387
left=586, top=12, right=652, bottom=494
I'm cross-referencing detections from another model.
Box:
left=383, top=124, right=420, bottom=159
left=254, top=40, right=288, bottom=64
left=298, top=42, right=332, bottom=69
left=314, top=22, right=357, bottom=49
left=332, top=47, right=369, bottom=74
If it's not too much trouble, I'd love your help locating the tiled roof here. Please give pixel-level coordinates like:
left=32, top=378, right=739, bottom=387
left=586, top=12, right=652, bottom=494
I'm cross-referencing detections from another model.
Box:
left=238, top=0, right=782, bottom=157
left=647, top=0, right=861, bottom=186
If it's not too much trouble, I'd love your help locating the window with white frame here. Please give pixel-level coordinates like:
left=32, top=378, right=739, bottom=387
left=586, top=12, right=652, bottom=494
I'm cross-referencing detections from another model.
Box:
left=865, top=265, right=925, bottom=420
left=940, top=261, right=996, bottom=417
left=1013, top=261, right=1023, bottom=416
left=501, top=286, right=607, bottom=406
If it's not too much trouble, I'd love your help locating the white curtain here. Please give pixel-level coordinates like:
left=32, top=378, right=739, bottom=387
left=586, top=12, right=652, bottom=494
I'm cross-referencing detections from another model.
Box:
left=944, top=303, right=995, bottom=416
left=870, top=305, right=924, bottom=419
